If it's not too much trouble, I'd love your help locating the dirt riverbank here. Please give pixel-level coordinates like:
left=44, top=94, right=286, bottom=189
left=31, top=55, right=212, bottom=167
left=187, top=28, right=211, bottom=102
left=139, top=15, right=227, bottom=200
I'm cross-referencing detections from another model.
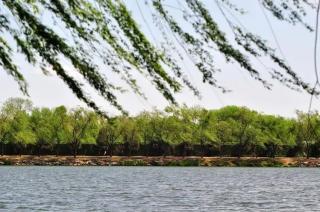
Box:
left=1, top=155, right=320, bottom=167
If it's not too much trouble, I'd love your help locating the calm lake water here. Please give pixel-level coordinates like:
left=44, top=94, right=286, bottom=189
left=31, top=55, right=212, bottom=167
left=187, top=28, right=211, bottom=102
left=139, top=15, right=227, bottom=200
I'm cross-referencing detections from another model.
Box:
left=0, top=167, right=320, bottom=211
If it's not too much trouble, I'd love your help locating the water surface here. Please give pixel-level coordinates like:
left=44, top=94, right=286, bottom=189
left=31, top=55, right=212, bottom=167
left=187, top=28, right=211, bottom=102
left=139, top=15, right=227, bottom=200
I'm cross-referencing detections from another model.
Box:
left=0, top=167, right=319, bottom=211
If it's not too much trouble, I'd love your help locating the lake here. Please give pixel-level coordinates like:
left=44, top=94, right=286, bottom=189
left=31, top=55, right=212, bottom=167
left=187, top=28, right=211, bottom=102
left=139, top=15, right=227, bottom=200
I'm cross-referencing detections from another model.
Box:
left=0, top=167, right=319, bottom=211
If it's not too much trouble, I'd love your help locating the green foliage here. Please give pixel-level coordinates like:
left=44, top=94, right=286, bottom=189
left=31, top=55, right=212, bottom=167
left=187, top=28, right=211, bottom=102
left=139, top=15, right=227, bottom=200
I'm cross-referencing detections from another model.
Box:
left=0, top=0, right=316, bottom=113
left=1, top=98, right=35, bottom=154
left=259, top=114, right=296, bottom=157
left=120, top=159, right=148, bottom=166
left=295, top=111, right=320, bottom=158
left=65, top=108, right=100, bottom=157
left=118, top=117, right=141, bottom=155
left=166, top=159, right=200, bottom=166
left=51, top=106, right=69, bottom=145
left=233, top=158, right=284, bottom=167
left=96, top=117, right=121, bottom=156
left=30, top=108, right=54, bottom=153
left=2, top=98, right=320, bottom=158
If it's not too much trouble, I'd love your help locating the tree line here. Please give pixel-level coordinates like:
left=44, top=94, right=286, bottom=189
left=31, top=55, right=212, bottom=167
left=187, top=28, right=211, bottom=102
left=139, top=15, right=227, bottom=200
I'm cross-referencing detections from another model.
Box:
left=0, top=98, right=320, bottom=158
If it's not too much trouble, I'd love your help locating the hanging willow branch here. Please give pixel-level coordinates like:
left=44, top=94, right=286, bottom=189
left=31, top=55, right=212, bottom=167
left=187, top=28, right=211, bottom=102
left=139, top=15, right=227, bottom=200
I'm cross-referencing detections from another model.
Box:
left=0, top=0, right=317, bottom=114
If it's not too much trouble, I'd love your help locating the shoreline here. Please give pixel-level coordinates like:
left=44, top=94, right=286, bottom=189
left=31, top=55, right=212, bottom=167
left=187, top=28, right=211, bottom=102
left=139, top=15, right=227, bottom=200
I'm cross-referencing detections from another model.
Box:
left=0, top=155, right=320, bottom=167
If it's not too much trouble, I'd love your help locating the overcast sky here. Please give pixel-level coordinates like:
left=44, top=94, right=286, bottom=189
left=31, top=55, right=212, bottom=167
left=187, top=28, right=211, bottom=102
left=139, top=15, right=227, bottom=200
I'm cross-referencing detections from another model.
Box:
left=0, top=1, right=319, bottom=117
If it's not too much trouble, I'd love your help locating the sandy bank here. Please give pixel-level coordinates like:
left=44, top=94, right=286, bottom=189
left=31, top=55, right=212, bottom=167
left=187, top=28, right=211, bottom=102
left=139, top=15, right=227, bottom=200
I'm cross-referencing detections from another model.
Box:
left=1, top=156, right=320, bottom=167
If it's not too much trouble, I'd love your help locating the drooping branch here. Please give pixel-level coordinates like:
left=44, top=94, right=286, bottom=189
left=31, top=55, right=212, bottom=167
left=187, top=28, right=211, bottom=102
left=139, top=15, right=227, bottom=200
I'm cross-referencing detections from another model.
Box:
left=0, top=0, right=317, bottom=114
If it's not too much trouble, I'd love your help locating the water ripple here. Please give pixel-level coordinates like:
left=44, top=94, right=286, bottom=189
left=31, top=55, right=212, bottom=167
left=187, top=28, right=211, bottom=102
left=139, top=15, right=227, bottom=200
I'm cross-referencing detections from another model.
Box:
left=0, top=167, right=320, bottom=211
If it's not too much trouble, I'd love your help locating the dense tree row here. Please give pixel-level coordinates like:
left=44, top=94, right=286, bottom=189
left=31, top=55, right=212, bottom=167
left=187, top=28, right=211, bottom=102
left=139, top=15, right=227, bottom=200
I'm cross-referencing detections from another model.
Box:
left=1, top=98, right=320, bottom=158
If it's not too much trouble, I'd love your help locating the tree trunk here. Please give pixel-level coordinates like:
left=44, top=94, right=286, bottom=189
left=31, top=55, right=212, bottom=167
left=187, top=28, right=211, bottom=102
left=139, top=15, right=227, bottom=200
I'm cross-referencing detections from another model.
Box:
left=183, top=143, right=188, bottom=158
left=306, top=143, right=310, bottom=159
left=253, top=145, right=257, bottom=158
left=145, top=147, right=149, bottom=158
left=18, top=144, right=22, bottom=157
left=1, top=142, right=3, bottom=156
left=271, top=144, right=277, bottom=158
left=219, top=144, right=223, bottom=158
left=109, top=146, right=113, bottom=158
left=52, top=142, right=60, bottom=157
left=55, top=144, right=60, bottom=157
left=38, top=144, right=41, bottom=157
left=237, top=144, right=242, bottom=158
left=73, top=144, right=77, bottom=158
left=200, top=139, right=204, bottom=158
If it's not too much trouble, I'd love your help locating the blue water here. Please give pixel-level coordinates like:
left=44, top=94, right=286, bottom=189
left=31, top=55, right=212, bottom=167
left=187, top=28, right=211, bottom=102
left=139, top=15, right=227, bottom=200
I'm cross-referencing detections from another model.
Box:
left=0, top=167, right=319, bottom=211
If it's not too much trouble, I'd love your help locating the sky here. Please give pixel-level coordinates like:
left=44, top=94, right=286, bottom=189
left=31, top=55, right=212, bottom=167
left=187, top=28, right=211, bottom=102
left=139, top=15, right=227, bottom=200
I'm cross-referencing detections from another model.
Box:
left=0, top=0, right=319, bottom=117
